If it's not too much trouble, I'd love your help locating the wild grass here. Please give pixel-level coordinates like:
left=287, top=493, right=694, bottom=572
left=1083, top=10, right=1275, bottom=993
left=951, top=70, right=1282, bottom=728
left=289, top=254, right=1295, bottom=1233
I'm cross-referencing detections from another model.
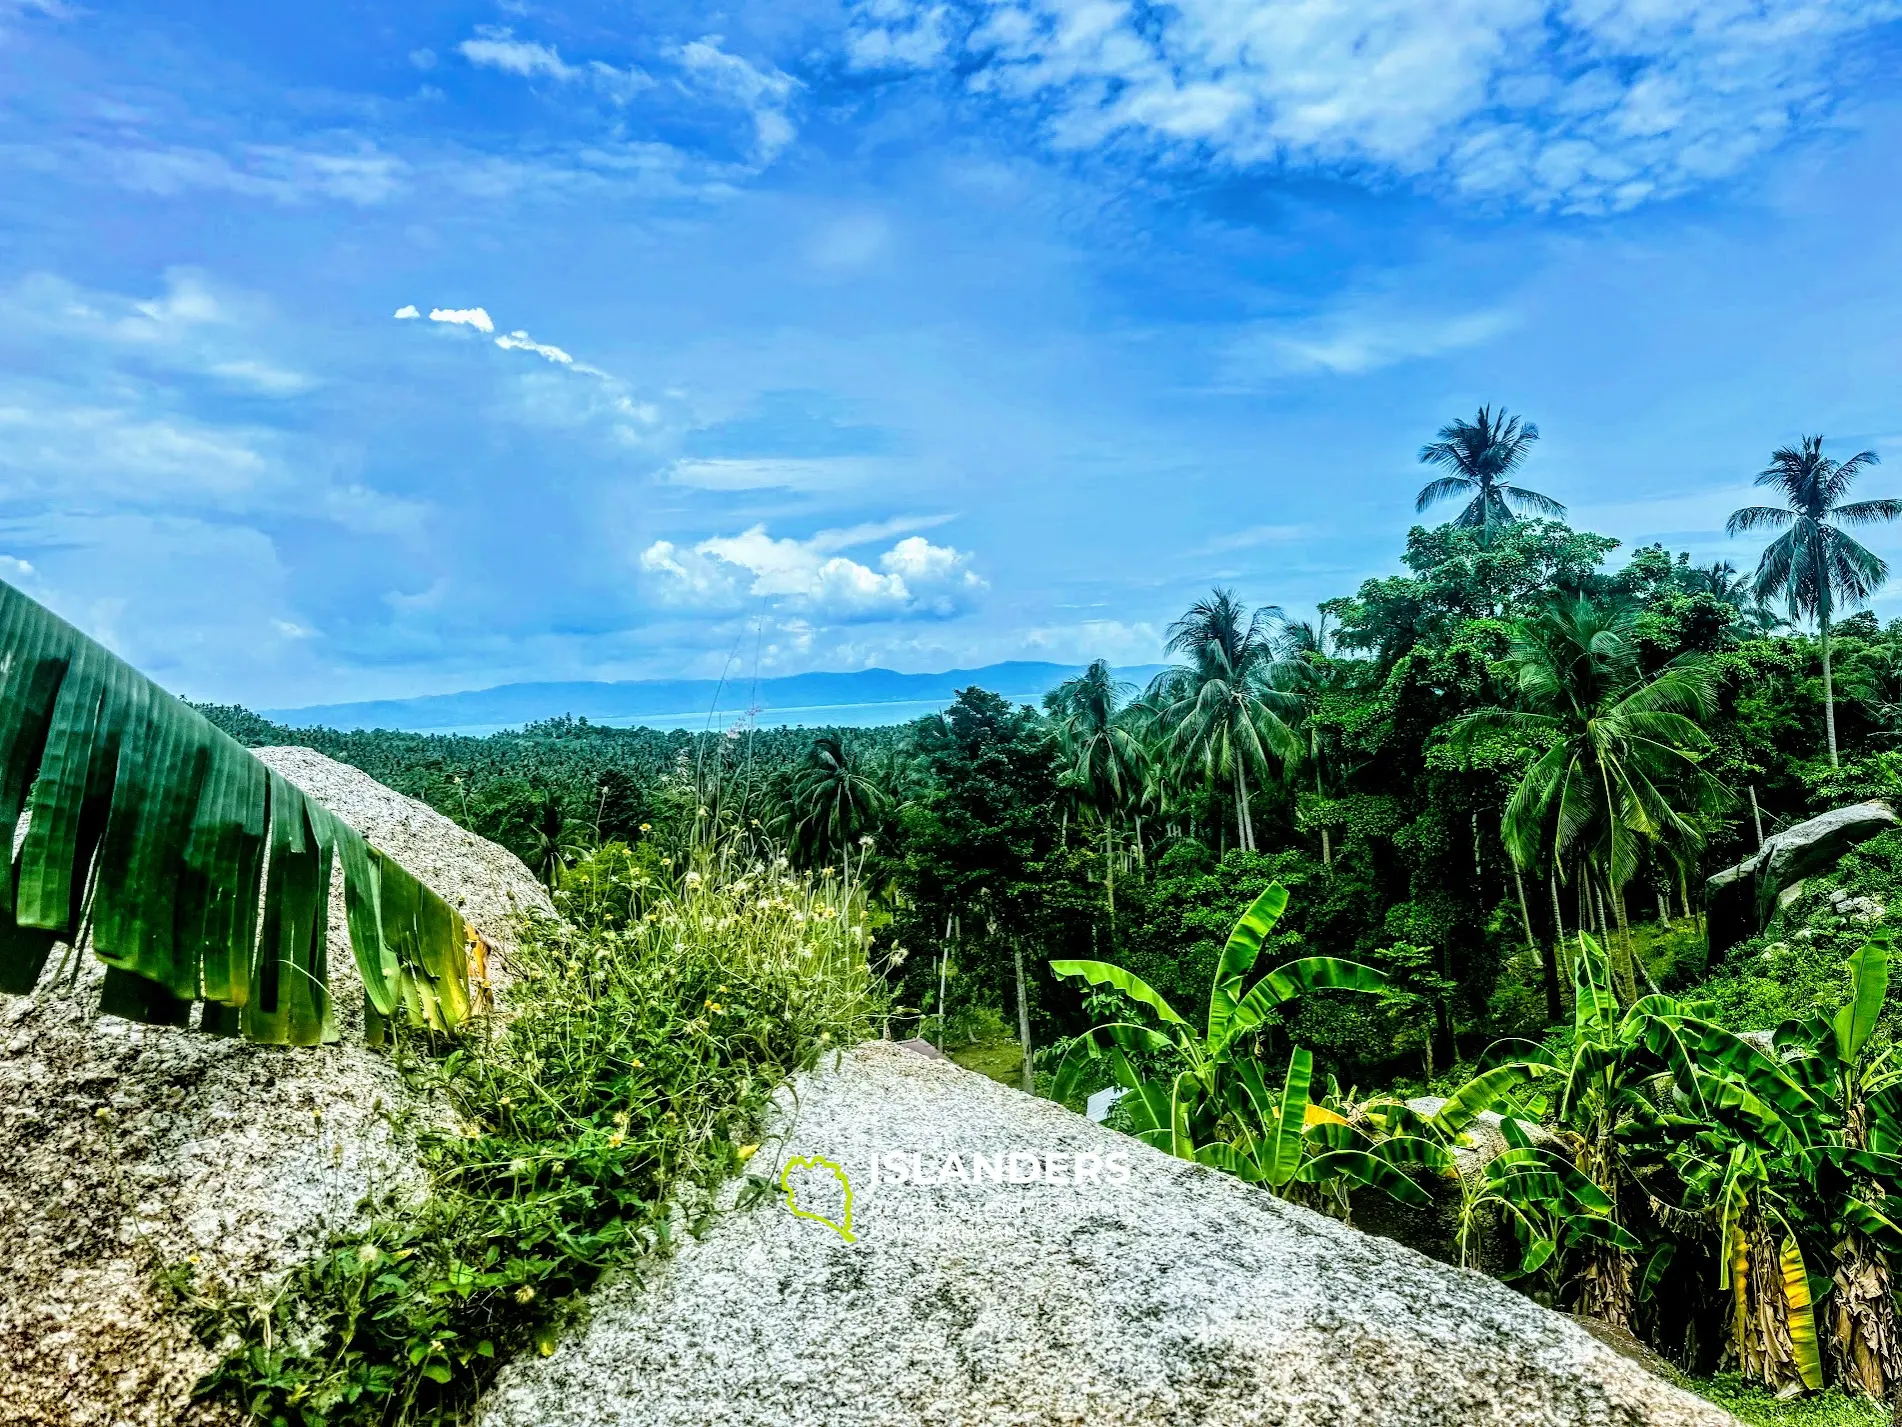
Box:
left=1694, top=1375, right=1890, bottom=1426
left=172, top=848, right=883, bottom=1426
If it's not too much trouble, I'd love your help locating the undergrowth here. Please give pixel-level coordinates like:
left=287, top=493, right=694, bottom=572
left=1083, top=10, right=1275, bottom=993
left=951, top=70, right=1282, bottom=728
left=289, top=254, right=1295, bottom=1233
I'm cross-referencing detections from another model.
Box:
left=168, top=848, right=883, bottom=1426
left=1695, top=1374, right=1891, bottom=1426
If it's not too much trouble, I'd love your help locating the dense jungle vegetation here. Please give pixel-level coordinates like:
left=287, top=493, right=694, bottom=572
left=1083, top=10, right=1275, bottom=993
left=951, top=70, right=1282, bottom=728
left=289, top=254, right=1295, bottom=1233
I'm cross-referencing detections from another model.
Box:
left=193, top=415, right=1902, bottom=1409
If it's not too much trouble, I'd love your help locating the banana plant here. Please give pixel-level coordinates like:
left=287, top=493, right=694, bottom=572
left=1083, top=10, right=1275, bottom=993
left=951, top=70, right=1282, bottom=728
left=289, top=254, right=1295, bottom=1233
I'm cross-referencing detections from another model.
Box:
left=1438, top=934, right=1803, bottom=1329
left=0, top=577, right=473, bottom=1044
left=1767, top=934, right=1902, bottom=1397
left=1051, top=883, right=1392, bottom=1183
left=1664, top=1131, right=1826, bottom=1393
left=1457, top=1114, right=1640, bottom=1294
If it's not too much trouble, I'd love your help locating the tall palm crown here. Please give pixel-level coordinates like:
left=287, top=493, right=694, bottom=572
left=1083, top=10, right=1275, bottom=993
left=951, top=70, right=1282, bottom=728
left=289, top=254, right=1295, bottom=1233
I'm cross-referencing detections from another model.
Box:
left=788, top=733, right=889, bottom=864
left=1728, top=436, right=1898, bottom=766
left=1146, top=589, right=1299, bottom=854
left=1043, top=659, right=1145, bottom=819
left=1450, top=596, right=1726, bottom=994
left=1416, top=405, right=1566, bottom=537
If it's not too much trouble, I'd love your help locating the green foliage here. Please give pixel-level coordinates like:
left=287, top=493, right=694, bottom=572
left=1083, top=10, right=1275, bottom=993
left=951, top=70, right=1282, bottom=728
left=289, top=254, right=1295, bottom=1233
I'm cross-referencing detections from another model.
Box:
left=0, top=577, right=470, bottom=1044
left=1695, top=1376, right=1888, bottom=1427
left=174, top=854, right=883, bottom=1426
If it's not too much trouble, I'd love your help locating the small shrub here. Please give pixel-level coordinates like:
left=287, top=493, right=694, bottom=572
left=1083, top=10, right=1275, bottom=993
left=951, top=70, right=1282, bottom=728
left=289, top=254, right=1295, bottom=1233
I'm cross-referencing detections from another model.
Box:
left=174, top=852, right=883, bottom=1426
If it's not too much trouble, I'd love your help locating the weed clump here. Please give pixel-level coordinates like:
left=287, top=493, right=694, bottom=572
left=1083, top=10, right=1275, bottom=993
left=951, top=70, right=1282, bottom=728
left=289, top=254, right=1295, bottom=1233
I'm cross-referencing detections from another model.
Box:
left=175, top=848, right=883, bottom=1426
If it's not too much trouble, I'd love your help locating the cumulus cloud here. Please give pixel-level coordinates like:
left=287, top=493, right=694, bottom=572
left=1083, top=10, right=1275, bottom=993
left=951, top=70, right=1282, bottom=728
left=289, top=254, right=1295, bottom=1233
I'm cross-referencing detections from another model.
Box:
left=640, top=522, right=984, bottom=619
left=843, top=0, right=1902, bottom=212
left=393, top=304, right=420, bottom=319
left=429, top=306, right=494, bottom=333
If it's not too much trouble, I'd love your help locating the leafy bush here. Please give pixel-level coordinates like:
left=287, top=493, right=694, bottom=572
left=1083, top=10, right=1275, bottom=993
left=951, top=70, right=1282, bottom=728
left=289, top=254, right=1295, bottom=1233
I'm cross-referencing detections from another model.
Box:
left=173, top=854, right=883, bottom=1426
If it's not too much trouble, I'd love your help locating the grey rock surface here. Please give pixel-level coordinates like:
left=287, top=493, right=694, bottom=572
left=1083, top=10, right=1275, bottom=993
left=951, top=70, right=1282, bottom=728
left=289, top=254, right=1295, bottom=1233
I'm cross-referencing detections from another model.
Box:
left=0, top=747, right=548, bottom=1427
left=479, top=1042, right=1735, bottom=1427
left=1706, top=800, right=1898, bottom=958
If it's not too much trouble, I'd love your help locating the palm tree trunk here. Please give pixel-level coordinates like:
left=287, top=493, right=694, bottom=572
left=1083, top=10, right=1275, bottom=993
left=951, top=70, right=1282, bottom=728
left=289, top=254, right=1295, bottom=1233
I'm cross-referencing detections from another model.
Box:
left=1234, top=761, right=1255, bottom=854
left=1823, top=612, right=1840, bottom=768
left=1550, top=870, right=1572, bottom=1005
left=1518, top=866, right=1558, bottom=1023
left=1614, top=888, right=1659, bottom=996
left=1013, top=937, right=1036, bottom=1095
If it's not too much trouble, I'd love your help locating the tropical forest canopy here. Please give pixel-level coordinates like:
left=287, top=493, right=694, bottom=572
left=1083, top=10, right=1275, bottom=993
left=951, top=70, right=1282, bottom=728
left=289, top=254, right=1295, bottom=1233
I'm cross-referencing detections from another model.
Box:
left=195, top=412, right=1902, bottom=1086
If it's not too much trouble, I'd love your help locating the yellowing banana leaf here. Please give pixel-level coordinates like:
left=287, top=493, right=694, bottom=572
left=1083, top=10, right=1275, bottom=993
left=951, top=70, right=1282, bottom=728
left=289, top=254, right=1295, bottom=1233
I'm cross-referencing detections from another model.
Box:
left=1780, top=1234, right=1824, bottom=1392
left=0, top=577, right=472, bottom=1044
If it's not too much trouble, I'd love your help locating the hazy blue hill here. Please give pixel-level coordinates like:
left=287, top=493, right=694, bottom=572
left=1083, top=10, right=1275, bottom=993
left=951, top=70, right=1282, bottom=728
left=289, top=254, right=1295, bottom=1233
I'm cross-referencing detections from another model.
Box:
left=264, top=661, right=1176, bottom=735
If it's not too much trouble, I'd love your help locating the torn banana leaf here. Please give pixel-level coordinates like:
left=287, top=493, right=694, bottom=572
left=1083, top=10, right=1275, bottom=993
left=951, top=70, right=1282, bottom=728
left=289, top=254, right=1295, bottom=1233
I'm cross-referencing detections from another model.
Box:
left=0, top=576, right=472, bottom=1044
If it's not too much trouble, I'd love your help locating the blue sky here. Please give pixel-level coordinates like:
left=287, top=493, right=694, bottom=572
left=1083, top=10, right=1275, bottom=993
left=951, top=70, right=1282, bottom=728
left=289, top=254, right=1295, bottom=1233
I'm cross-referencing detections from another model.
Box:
left=4, top=0, right=1902, bottom=707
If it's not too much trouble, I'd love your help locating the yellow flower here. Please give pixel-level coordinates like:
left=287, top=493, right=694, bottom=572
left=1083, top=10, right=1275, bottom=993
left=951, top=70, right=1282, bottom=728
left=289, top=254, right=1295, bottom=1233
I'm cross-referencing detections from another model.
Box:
left=735, top=1143, right=759, bottom=1163
left=607, top=1133, right=624, bottom=1148
left=515, top=1284, right=537, bottom=1304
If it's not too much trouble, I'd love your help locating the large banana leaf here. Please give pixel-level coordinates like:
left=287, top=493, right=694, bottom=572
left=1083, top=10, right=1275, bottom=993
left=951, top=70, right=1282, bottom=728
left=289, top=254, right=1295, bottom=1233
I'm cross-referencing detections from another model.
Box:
left=1834, top=937, right=1891, bottom=1066
left=0, top=578, right=472, bottom=1044
left=1049, top=958, right=1188, bottom=1028
left=1429, top=1061, right=1552, bottom=1137
left=1205, top=882, right=1288, bottom=1047
left=1263, top=1045, right=1312, bottom=1187
left=1299, top=1148, right=1433, bottom=1208
left=1217, top=955, right=1391, bottom=1053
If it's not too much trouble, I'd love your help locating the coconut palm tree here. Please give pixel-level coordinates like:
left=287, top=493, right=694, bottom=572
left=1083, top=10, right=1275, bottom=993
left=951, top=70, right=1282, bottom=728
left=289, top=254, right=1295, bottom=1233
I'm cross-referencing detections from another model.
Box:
left=1147, top=590, right=1299, bottom=854
left=788, top=733, right=890, bottom=865
left=1448, top=595, right=1729, bottom=1000
left=1271, top=612, right=1340, bottom=870
left=1044, top=660, right=1145, bottom=820
left=1415, top=405, right=1566, bottom=541
left=1728, top=437, right=1899, bottom=768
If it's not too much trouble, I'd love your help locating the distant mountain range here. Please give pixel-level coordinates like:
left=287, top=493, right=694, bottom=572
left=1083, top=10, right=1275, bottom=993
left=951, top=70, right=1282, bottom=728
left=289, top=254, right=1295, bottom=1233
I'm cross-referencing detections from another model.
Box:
left=262, top=661, right=1177, bottom=736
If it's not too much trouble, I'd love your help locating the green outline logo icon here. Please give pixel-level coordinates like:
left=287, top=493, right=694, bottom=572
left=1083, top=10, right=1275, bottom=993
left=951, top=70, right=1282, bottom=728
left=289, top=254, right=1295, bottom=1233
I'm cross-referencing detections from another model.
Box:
left=780, top=1154, right=856, bottom=1242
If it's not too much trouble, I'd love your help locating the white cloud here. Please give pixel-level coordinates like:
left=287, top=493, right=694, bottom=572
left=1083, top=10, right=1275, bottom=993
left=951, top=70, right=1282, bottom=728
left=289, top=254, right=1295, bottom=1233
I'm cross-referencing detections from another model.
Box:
left=494, top=330, right=574, bottom=364
left=57, top=139, right=405, bottom=205
left=393, top=304, right=420, bottom=319
left=846, top=0, right=1902, bottom=212
left=4, top=270, right=314, bottom=396
left=459, top=27, right=577, bottom=80
left=205, top=358, right=312, bottom=395
left=429, top=306, right=495, bottom=333
left=457, top=26, right=652, bottom=101
left=1226, top=303, right=1519, bottom=379
left=676, top=35, right=800, bottom=162
left=848, top=1, right=955, bottom=68
left=663, top=456, right=885, bottom=491
left=640, top=522, right=984, bottom=619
